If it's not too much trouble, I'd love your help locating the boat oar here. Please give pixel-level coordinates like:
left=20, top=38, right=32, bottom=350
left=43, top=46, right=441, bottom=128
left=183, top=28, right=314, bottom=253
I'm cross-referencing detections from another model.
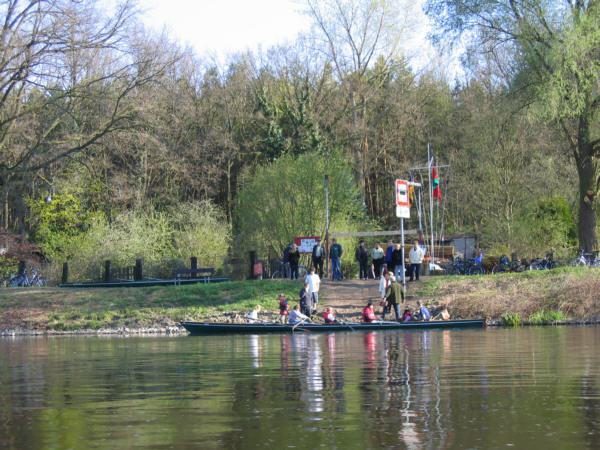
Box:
left=292, top=318, right=309, bottom=332
left=340, top=318, right=356, bottom=332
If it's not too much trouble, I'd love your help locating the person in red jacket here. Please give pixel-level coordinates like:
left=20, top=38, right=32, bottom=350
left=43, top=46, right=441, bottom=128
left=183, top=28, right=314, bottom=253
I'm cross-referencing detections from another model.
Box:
left=323, top=307, right=338, bottom=324
left=362, top=301, right=377, bottom=323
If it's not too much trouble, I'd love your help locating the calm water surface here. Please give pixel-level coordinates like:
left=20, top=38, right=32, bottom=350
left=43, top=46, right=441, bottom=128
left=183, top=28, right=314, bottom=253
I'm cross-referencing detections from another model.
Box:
left=1, top=327, right=600, bottom=449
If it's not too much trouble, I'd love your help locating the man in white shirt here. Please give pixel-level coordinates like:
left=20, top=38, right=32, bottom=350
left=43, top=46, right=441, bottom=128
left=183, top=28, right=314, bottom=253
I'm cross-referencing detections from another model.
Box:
left=247, top=305, right=261, bottom=323
left=408, top=240, right=425, bottom=281
left=305, top=267, right=321, bottom=312
left=289, top=305, right=311, bottom=324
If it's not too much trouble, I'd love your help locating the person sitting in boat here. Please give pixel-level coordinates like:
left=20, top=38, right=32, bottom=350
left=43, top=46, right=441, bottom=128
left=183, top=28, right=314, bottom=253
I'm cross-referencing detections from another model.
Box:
left=433, top=306, right=451, bottom=321
left=323, top=307, right=338, bottom=324
left=299, top=282, right=313, bottom=317
left=279, top=293, right=290, bottom=323
left=247, top=305, right=262, bottom=324
left=289, top=304, right=311, bottom=325
left=402, top=309, right=413, bottom=322
left=416, top=301, right=431, bottom=321
left=362, top=301, right=377, bottom=323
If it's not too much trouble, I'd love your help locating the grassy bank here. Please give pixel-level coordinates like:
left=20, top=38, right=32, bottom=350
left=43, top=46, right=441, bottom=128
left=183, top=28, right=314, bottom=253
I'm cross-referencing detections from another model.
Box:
left=410, top=266, right=600, bottom=325
left=1, top=267, right=599, bottom=332
left=0, top=280, right=303, bottom=332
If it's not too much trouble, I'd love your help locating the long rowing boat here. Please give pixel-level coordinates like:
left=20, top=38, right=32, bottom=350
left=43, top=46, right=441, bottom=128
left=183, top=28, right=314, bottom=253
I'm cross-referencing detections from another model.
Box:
left=181, top=319, right=486, bottom=335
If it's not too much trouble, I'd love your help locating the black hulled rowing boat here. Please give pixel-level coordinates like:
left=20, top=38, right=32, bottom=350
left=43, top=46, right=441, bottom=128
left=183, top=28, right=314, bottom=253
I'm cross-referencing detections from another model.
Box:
left=181, top=319, right=486, bottom=335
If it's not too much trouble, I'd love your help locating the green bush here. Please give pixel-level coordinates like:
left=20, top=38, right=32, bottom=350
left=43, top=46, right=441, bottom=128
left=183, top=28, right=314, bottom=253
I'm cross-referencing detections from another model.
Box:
left=500, top=312, right=522, bottom=327
left=0, top=255, right=19, bottom=279
left=46, top=200, right=231, bottom=282
left=527, top=309, right=567, bottom=324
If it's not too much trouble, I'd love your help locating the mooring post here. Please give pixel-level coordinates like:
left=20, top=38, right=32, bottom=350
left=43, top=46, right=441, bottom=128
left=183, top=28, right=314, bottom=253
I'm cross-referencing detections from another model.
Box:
left=104, top=260, right=111, bottom=282
left=134, top=259, right=143, bottom=281
left=190, top=256, right=198, bottom=277
left=62, top=262, right=69, bottom=284
left=249, top=251, right=256, bottom=280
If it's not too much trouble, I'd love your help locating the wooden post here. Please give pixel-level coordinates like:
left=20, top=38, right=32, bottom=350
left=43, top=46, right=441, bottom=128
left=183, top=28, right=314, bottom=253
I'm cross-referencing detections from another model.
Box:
left=62, top=262, right=69, bottom=284
left=190, top=256, right=198, bottom=277
left=104, top=260, right=111, bottom=282
left=249, top=251, right=256, bottom=280
left=134, top=259, right=143, bottom=281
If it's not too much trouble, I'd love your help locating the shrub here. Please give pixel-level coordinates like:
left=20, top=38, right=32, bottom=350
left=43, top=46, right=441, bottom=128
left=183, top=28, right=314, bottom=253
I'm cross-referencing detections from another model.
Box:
left=500, top=312, right=522, bottom=327
left=49, top=200, right=231, bottom=283
left=527, top=309, right=567, bottom=324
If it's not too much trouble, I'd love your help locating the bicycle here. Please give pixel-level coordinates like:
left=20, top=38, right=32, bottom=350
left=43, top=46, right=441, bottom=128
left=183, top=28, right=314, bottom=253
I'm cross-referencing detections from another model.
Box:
left=492, top=255, right=525, bottom=274
left=443, top=257, right=467, bottom=275
left=530, top=252, right=556, bottom=270
left=492, top=256, right=511, bottom=274
left=271, top=259, right=307, bottom=279
left=568, top=249, right=599, bottom=267
left=466, top=259, right=486, bottom=275
left=7, top=268, right=47, bottom=287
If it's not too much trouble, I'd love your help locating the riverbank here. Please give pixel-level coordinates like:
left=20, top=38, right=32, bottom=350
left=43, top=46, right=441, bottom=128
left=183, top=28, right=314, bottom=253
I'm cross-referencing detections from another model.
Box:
left=321, top=266, right=600, bottom=326
left=0, top=280, right=303, bottom=335
left=1, top=267, right=599, bottom=334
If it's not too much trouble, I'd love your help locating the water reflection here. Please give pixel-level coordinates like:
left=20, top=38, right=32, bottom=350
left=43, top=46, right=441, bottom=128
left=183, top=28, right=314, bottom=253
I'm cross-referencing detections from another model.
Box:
left=1, top=328, right=600, bottom=449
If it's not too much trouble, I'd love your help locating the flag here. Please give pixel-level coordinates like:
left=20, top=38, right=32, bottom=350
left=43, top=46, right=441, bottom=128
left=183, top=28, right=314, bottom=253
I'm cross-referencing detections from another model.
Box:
left=325, top=174, right=329, bottom=187
left=409, top=185, right=415, bottom=206
left=432, top=167, right=442, bottom=201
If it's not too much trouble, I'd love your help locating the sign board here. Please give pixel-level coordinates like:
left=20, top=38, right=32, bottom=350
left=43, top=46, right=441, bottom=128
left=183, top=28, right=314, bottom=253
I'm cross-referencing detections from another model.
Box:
left=395, top=179, right=410, bottom=218
left=294, top=236, right=320, bottom=254
left=396, top=205, right=410, bottom=218
left=396, top=179, right=409, bottom=206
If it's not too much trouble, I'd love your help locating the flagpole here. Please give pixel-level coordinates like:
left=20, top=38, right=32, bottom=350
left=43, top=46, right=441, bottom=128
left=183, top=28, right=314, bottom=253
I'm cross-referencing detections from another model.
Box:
left=428, top=143, right=435, bottom=267
left=325, top=174, right=330, bottom=279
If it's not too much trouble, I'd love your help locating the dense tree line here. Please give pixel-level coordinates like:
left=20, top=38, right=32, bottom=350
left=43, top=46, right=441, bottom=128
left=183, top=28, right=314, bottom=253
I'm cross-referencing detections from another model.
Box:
left=0, top=0, right=595, bottom=276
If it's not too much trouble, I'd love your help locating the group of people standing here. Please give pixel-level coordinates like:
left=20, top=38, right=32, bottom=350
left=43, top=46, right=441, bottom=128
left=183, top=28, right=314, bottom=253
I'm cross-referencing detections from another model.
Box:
left=282, top=238, right=427, bottom=282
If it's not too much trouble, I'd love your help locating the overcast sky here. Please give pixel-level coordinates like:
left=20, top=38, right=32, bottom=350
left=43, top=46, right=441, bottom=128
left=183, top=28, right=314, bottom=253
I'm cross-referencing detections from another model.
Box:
left=139, top=0, right=310, bottom=58
left=137, top=0, right=462, bottom=79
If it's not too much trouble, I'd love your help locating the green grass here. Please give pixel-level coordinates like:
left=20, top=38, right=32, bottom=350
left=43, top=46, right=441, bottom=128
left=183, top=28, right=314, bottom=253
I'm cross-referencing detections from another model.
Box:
left=0, top=280, right=303, bottom=330
left=527, top=309, right=567, bottom=325
left=500, top=312, right=522, bottom=327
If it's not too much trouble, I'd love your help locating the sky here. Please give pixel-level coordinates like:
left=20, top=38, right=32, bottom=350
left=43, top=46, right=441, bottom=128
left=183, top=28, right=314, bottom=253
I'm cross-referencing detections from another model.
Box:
left=139, top=0, right=311, bottom=60
left=137, top=0, right=458, bottom=77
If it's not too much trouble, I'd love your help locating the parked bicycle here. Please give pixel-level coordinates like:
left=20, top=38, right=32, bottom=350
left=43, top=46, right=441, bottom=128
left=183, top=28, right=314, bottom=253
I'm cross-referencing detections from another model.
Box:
left=7, top=268, right=47, bottom=287
left=466, top=258, right=486, bottom=275
left=492, top=255, right=526, bottom=274
left=529, top=252, right=556, bottom=270
left=271, top=259, right=307, bottom=279
left=444, top=257, right=486, bottom=275
left=443, top=257, right=467, bottom=275
left=568, top=249, right=599, bottom=267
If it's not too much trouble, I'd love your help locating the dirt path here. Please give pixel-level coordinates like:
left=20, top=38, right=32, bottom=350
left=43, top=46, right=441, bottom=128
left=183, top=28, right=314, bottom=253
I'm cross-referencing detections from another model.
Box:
left=319, top=279, right=382, bottom=320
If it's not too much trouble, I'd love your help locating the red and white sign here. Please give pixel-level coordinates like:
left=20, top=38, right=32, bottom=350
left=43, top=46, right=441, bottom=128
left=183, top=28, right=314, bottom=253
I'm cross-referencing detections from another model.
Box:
left=395, top=179, right=410, bottom=218
left=294, top=236, right=320, bottom=254
left=396, top=179, right=409, bottom=206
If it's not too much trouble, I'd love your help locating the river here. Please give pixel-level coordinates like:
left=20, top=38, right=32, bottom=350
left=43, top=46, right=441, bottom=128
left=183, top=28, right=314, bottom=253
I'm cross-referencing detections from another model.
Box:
left=1, top=327, right=599, bottom=449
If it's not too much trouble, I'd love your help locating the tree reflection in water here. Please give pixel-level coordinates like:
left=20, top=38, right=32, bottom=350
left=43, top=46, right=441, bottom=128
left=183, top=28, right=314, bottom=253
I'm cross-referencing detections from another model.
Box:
left=2, top=328, right=600, bottom=448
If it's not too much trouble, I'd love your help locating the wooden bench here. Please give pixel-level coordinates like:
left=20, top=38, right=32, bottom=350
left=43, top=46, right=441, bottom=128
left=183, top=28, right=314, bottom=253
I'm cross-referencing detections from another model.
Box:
left=172, top=268, right=215, bottom=285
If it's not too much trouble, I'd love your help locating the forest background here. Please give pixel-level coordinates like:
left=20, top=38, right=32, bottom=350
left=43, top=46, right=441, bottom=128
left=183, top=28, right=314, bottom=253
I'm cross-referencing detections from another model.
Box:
left=1, top=0, right=597, bottom=282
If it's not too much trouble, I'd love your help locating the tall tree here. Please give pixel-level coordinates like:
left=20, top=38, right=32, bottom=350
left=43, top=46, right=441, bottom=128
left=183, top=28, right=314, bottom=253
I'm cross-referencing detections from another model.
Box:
left=0, top=0, right=175, bottom=230
left=425, top=0, right=600, bottom=251
left=303, top=0, right=417, bottom=200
